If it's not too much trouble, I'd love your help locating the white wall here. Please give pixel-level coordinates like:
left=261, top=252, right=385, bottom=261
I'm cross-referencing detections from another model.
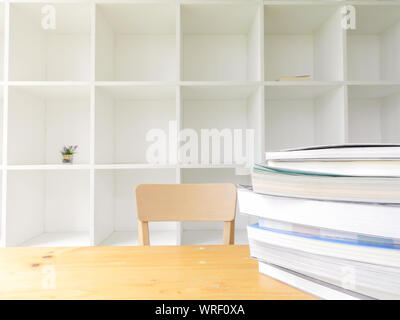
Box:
left=265, top=35, right=313, bottom=81
left=184, top=35, right=247, bottom=81
left=8, top=89, right=46, bottom=164
left=7, top=171, right=45, bottom=246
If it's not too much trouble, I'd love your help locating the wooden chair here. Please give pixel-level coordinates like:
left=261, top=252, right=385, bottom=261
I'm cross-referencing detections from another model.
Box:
left=135, top=183, right=237, bottom=246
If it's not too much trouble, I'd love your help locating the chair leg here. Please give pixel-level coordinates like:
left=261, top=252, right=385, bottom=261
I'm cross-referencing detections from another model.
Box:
left=223, top=220, right=235, bottom=245
left=138, top=221, right=150, bottom=246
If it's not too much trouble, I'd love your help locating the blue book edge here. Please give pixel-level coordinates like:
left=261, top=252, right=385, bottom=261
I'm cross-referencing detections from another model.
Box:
left=249, top=223, right=400, bottom=250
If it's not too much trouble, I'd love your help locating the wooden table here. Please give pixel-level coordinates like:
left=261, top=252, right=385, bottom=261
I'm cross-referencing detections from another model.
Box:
left=0, top=245, right=316, bottom=300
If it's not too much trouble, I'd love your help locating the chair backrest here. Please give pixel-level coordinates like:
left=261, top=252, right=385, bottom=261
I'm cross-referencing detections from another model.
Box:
left=135, top=183, right=237, bottom=245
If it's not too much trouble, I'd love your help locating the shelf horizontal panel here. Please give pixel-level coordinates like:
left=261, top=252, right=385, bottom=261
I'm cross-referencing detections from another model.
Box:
left=182, top=3, right=258, bottom=35
left=348, top=84, right=400, bottom=99
left=8, top=81, right=91, bottom=86
left=182, top=85, right=258, bottom=100
left=95, top=164, right=176, bottom=170
left=19, top=232, right=89, bottom=247
left=9, top=85, right=90, bottom=100
left=265, top=84, right=341, bottom=100
left=265, top=81, right=343, bottom=86
left=7, top=165, right=90, bottom=171
left=95, top=81, right=178, bottom=86
left=96, top=85, right=176, bottom=100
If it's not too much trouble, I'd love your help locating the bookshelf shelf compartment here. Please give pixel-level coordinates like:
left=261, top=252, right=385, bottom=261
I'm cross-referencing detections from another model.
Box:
left=182, top=85, right=263, bottom=165
left=180, top=168, right=251, bottom=245
left=182, top=3, right=260, bottom=81
left=347, top=5, right=400, bottom=82
left=95, top=85, right=176, bottom=165
left=8, top=86, right=90, bottom=165
left=95, top=4, right=176, bottom=81
left=94, top=169, right=178, bottom=246
left=348, top=84, right=400, bottom=143
left=265, top=84, right=346, bottom=151
left=6, top=170, right=90, bottom=247
left=9, top=3, right=91, bottom=81
left=264, top=4, right=344, bottom=82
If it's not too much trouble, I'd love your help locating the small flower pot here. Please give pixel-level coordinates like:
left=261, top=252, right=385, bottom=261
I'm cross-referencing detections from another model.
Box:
left=62, top=154, right=73, bottom=164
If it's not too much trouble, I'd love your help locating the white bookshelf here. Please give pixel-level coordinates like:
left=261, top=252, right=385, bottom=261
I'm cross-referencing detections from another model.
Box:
left=0, top=0, right=399, bottom=247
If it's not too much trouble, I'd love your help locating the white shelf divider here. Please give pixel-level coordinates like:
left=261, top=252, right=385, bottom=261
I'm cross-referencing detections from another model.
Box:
left=89, top=1, right=96, bottom=246
left=1, top=1, right=8, bottom=248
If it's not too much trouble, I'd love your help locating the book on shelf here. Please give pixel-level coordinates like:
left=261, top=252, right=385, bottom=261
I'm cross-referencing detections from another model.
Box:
left=240, top=144, right=400, bottom=300
left=276, top=75, right=311, bottom=81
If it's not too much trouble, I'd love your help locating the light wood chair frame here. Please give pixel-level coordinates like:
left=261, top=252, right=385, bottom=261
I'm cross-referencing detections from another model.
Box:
left=135, top=183, right=237, bottom=246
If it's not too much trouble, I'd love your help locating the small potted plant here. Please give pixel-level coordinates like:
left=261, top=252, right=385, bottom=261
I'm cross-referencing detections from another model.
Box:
left=60, top=145, right=78, bottom=164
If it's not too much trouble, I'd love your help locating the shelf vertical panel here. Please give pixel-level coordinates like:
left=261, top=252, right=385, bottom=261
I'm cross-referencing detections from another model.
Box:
left=89, top=2, right=96, bottom=246
left=381, top=93, right=400, bottom=143
left=176, top=2, right=182, bottom=82
left=314, top=86, right=347, bottom=146
left=314, top=6, right=345, bottom=81
left=255, top=0, right=265, bottom=225
left=343, top=84, right=349, bottom=143
left=176, top=85, right=182, bottom=245
left=0, top=0, right=7, bottom=247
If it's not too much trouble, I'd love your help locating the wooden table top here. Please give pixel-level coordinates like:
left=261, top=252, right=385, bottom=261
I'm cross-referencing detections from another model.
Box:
left=0, top=245, right=316, bottom=300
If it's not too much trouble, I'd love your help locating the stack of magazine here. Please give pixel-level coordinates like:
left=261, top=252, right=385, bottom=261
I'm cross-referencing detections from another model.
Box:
left=238, top=144, right=400, bottom=300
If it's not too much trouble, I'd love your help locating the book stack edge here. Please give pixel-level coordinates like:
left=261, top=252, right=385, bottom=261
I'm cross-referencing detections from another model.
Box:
left=239, top=144, right=400, bottom=300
